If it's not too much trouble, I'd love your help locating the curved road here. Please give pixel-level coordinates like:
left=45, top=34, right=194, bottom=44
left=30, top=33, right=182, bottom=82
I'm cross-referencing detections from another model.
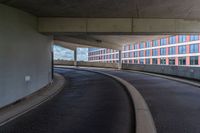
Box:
left=92, top=68, right=200, bottom=133
left=0, top=68, right=134, bottom=133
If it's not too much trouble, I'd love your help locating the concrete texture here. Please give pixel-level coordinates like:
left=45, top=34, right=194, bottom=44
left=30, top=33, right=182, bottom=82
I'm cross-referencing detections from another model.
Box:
left=54, top=60, right=119, bottom=69
left=92, top=68, right=200, bottom=133
left=1, top=0, right=200, bottom=19
left=0, top=73, right=65, bottom=126
left=39, top=18, right=200, bottom=34
left=0, top=68, right=134, bottom=133
left=122, top=64, right=200, bottom=80
left=0, top=4, right=53, bottom=108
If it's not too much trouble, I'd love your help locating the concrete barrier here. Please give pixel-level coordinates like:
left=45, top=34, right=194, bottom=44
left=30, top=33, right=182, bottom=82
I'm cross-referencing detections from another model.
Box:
left=77, top=61, right=118, bottom=69
left=122, top=64, right=200, bottom=80
left=54, top=60, right=74, bottom=66
left=54, top=60, right=119, bottom=69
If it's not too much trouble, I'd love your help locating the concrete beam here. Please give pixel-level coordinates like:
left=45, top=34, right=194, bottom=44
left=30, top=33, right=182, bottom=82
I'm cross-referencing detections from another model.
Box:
left=54, top=36, right=122, bottom=50
left=54, top=40, right=87, bottom=51
left=39, top=18, right=200, bottom=34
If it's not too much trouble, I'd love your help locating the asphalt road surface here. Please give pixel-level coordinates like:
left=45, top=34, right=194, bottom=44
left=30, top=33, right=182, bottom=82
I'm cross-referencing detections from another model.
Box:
left=0, top=68, right=134, bottom=133
left=93, top=68, right=200, bottom=133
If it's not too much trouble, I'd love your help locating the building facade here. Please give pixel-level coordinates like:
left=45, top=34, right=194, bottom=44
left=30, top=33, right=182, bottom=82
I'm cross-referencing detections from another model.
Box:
left=88, top=35, right=200, bottom=66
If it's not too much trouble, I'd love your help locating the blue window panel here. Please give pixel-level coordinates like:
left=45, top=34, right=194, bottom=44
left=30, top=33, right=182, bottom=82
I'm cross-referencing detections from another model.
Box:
left=146, top=59, right=150, bottom=64
left=130, top=44, right=133, bottom=50
left=160, top=48, right=166, bottom=55
left=168, top=47, right=176, bottom=55
left=134, top=44, right=138, bottom=49
left=140, top=59, right=144, bottom=64
left=152, top=49, right=158, bottom=56
left=140, top=51, right=144, bottom=57
left=146, top=50, right=151, bottom=56
left=153, top=40, right=158, bottom=47
left=160, top=38, right=167, bottom=46
left=140, top=43, right=145, bottom=49
left=178, top=45, right=186, bottom=54
left=179, top=35, right=187, bottom=43
left=169, top=36, right=176, bottom=44
left=134, top=51, right=138, bottom=57
left=146, top=41, right=151, bottom=48
left=190, top=35, right=199, bottom=41
left=190, top=44, right=199, bottom=53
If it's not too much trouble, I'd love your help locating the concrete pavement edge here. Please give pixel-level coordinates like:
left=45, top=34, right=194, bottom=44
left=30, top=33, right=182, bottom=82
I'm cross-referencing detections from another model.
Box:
left=0, top=73, right=66, bottom=126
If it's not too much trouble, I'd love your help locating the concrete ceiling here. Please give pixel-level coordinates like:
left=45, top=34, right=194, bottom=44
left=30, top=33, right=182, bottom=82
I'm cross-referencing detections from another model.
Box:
left=1, top=0, right=200, bottom=19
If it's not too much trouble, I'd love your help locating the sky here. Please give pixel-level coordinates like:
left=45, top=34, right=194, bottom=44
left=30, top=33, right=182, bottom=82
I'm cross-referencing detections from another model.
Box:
left=53, top=45, right=88, bottom=61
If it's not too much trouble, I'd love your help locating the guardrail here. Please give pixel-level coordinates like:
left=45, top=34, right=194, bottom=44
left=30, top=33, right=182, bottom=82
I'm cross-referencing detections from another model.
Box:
left=122, top=64, right=200, bottom=80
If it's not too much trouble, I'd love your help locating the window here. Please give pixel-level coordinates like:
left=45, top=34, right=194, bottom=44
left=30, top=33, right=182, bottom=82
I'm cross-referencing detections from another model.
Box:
left=178, top=45, right=186, bottom=54
left=140, top=43, right=145, bottom=49
left=116, top=54, right=119, bottom=58
left=129, top=52, right=133, bottom=57
left=134, top=51, right=138, bottom=57
left=134, top=59, right=138, bottom=64
left=169, top=58, right=175, bottom=65
left=140, top=59, right=144, bottom=64
left=125, top=53, right=129, bottom=58
left=160, top=58, right=166, bottom=64
left=160, top=48, right=166, bottom=55
left=152, top=49, right=158, bottom=56
left=129, top=60, right=133, bottom=64
left=152, top=58, right=157, bottom=64
left=153, top=40, right=158, bottom=47
left=190, top=56, right=198, bottom=65
left=130, top=44, right=133, bottom=50
left=140, top=51, right=144, bottom=57
left=168, top=47, right=176, bottom=55
left=169, top=36, right=176, bottom=44
left=146, top=59, right=150, bottom=64
left=146, top=41, right=151, bottom=48
left=190, top=35, right=199, bottom=41
left=190, top=44, right=199, bottom=53
left=160, top=38, right=167, bottom=46
left=134, top=44, right=138, bottom=49
left=179, top=35, right=186, bottom=43
left=146, top=50, right=151, bottom=56
left=178, top=57, right=186, bottom=65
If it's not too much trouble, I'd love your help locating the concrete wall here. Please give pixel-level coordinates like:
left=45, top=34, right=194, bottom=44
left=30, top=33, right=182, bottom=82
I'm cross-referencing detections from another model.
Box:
left=0, top=4, right=53, bottom=108
left=54, top=60, right=118, bottom=69
left=122, top=64, right=200, bottom=80
left=77, top=61, right=118, bottom=68
left=54, top=60, right=74, bottom=66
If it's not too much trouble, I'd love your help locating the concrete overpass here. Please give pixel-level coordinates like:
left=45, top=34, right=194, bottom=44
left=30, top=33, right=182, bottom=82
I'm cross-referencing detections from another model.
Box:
left=1, top=1, right=200, bottom=133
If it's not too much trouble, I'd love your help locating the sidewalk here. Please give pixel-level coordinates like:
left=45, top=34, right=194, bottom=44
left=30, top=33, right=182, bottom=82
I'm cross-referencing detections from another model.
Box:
left=0, top=73, right=66, bottom=126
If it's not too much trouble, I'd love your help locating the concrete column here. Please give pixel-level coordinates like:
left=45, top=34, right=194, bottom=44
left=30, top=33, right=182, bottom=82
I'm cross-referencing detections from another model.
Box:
left=74, top=48, right=77, bottom=66
left=118, top=50, right=122, bottom=69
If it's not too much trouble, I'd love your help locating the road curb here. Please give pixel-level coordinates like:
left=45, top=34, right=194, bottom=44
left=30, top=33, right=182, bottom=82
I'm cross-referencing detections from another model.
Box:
left=88, top=70, right=157, bottom=133
left=0, top=73, right=66, bottom=126
left=59, top=66, right=157, bottom=133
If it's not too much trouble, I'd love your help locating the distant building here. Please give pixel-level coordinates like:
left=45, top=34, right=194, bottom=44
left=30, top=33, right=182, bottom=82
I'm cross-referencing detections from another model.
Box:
left=88, top=35, right=200, bottom=66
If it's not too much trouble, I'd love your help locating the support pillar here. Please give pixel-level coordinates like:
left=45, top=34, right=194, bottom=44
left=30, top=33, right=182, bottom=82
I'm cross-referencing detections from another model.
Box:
left=118, top=50, right=122, bottom=69
left=74, top=48, right=77, bottom=66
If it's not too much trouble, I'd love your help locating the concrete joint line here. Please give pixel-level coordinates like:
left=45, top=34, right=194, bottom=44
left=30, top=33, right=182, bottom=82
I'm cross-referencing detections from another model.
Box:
left=70, top=67, right=157, bottom=133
